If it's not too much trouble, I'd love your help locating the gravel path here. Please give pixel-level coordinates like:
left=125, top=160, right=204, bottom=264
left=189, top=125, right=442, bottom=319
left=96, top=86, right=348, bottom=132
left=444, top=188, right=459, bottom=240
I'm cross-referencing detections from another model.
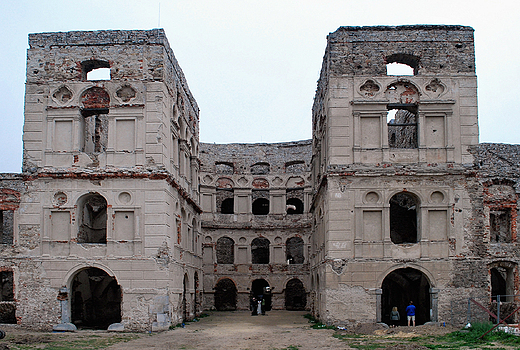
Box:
left=106, top=310, right=353, bottom=350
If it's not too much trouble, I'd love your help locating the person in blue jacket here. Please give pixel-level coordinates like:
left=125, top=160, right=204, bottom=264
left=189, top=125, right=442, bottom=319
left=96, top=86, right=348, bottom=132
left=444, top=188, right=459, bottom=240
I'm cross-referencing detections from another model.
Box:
left=406, top=301, right=416, bottom=326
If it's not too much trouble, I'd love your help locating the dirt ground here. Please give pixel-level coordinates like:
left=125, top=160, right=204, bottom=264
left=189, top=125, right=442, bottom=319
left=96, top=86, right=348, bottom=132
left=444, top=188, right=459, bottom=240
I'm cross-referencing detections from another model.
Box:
left=0, top=311, right=459, bottom=350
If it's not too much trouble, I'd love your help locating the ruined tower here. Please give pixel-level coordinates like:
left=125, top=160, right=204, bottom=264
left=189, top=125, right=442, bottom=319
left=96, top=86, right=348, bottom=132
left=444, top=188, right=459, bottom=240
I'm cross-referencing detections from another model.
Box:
left=17, top=29, right=202, bottom=330
left=310, top=25, right=479, bottom=325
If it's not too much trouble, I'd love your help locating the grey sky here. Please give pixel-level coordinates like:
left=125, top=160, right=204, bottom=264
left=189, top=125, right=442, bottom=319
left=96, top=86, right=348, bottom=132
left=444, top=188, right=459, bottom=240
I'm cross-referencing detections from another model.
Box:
left=1, top=0, right=518, bottom=172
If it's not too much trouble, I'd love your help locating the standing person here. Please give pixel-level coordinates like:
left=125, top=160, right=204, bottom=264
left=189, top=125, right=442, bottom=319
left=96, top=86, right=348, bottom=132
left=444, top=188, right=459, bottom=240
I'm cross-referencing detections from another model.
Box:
left=406, top=301, right=416, bottom=327
left=390, top=306, right=400, bottom=327
left=257, top=296, right=262, bottom=316
left=261, top=297, right=266, bottom=315
left=250, top=296, right=258, bottom=316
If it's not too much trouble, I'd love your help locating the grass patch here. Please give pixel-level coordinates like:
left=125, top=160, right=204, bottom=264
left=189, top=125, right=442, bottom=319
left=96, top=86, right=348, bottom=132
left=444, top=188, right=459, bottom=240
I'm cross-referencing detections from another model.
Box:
left=333, top=322, right=520, bottom=350
left=9, top=333, right=140, bottom=350
left=431, top=321, right=520, bottom=349
left=303, top=313, right=335, bottom=329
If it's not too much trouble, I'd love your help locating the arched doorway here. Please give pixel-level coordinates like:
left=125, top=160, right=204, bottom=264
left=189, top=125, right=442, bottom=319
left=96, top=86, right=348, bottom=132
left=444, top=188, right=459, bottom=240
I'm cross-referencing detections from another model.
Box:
left=70, top=268, right=121, bottom=329
left=285, top=278, right=306, bottom=310
left=381, top=268, right=431, bottom=326
left=182, top=274, right=188, bottom=321
left=194, top=272, right=199, bottom=316
left=214, top=278, right=237, bottom=311
left=251, top=279, right=271, bottom=311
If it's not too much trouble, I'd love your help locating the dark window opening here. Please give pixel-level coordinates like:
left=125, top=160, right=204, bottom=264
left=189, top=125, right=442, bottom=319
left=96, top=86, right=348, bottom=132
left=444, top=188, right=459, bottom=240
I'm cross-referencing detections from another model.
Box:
left=491, top=266, right=514, bottom=302
left=286, top=237, right=304, bottom=264
left=251, top=237, right=270, bottom=264
left=390, top=192, right=418, bottom=244
left=251, top=162, right=270, bottom=175
left=490, top=209, right=512, bottom=243
left=387, top=106, right=417, bottom=148
left=78, top=194, right=107, bottom=244
left=286, top=198, right=304, bottom=215
left=71, top=268, right=121, bottom=329
left=252, top=198, right=269, bottom=215
left=214, top=278, right=237, bottom=311
left=0, top=271, right=15, bottom=324
left=0, top=210, right=14, bottom=245
left=285, top=278, right=306, bottom=310
left=221, top=198, right=234, bottom=214
left=81, top=60, right=110, bottom=81
left=216, top=237, right=234, bottom=264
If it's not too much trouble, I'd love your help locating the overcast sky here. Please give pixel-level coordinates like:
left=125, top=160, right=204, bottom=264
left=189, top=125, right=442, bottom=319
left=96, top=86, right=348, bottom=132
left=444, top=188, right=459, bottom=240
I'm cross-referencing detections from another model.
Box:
left=0, top=0, right=518, bottom=172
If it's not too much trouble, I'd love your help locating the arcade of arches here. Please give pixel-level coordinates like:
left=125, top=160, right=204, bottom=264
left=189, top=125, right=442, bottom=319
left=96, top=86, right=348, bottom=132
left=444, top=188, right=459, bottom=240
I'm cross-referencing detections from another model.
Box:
left=213, top=278, right=307, bottom=312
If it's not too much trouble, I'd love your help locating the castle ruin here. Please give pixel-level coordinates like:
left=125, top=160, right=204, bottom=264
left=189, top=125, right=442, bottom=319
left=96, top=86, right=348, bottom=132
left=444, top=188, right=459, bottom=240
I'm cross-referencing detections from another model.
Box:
left=0, top=25, right=518, bottom=331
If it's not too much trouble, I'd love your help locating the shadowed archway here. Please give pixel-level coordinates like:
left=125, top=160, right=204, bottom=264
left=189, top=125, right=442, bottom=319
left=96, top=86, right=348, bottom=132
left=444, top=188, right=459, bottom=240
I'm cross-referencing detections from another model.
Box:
left=71, top=267, right=121, bottom=329
left=381, top=268, right=431, bottom=326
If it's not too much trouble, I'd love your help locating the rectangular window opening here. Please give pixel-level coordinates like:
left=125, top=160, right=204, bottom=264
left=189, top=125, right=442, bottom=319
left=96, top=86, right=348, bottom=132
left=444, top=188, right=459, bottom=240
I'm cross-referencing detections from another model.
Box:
left=0, top=210, right=14, bottom=245
left=387, top=106, right=418, bottom=149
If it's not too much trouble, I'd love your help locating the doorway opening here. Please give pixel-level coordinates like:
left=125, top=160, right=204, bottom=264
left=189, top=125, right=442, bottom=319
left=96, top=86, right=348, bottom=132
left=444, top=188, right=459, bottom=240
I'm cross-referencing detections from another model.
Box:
left=71, top=268, right=121, bottom=329
left=285, top=278, right=306, bottom=310
left=381, top=268, right=431, bottom=326
left=214, top=278, right=237, bottom=311
left=251, top=279, right=272, bottom=311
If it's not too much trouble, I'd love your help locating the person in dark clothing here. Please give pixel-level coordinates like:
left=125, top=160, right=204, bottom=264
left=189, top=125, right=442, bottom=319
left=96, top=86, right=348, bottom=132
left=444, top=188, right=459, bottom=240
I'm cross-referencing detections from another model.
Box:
left=250, top=296, right=258, bottom=316
left=390, top=306, right=400, bottom=327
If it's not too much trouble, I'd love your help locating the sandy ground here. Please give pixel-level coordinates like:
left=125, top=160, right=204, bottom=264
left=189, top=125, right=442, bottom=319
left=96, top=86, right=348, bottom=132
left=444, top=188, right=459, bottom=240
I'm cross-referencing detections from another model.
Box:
left=106, top=310, right=457, bottom=350
left=107, top=310, right=352, bottom=350
left=0, top=311, right=459, bottom=350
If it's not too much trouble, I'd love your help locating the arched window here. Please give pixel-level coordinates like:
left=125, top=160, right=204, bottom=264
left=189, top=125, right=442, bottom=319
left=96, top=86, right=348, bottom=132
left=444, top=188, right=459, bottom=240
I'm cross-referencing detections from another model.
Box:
left=215, top=162, right=234, bottom=175
left=285, top=160, right=306, bottom=173
left=386, top=54, right=419, bottom=75
left=389, top=192, right=419, bottom=244
left=251, top=237, right=270, bottom=264
left=286, top=237, right=304, bottom=264
left=77, top=193, right=107, bottom=243
left=252, top=198, right=269, bottom=215
left=286, top=198, right=304, bottom=214
left=216, top=237, right=234, bottom=264
left=81, top=59, right=110, bottom=81
left=250, top=162, right=270, bottom=175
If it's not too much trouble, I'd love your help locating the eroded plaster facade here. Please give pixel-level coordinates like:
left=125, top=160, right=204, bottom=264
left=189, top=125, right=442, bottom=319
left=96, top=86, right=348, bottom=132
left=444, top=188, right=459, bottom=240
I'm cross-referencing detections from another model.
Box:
left=0, top=25, right=518, bottom=331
